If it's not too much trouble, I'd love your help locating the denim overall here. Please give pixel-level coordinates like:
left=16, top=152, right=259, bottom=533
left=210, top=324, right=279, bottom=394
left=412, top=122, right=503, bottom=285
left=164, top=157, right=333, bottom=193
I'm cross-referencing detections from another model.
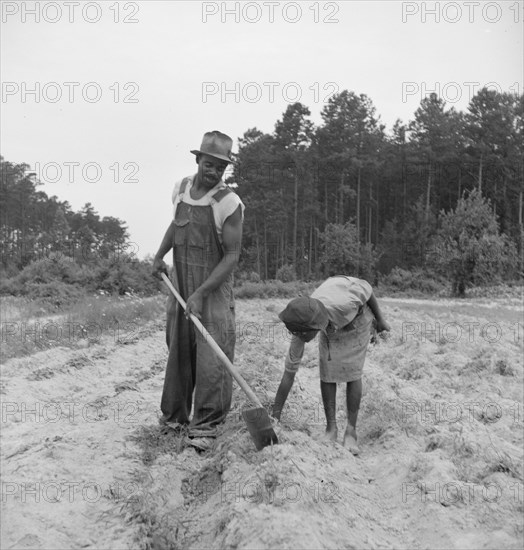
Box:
left=160, top=177, right=236, bottom=435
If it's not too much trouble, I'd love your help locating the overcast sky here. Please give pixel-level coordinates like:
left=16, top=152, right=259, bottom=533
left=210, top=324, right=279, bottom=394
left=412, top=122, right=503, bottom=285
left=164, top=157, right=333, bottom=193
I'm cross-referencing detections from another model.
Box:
left=2, top=0, right=523, bottom=258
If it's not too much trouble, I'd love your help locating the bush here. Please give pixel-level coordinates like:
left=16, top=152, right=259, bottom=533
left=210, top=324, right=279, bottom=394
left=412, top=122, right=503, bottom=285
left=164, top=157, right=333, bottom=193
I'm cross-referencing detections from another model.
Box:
left=275, top=265, right=297, bottom=283
left=234, top=270, right=261, bottom=286
left=431, top=189, right=518, bottom=297
left=382, top=267, right=447, bottom=295
left=247, top=271, right=261, bottom=283
left=2, top=257, right=87, bottom=303
left=16, top=256, right=83, bottom=286
left=383, top=267, right=412, bottom=291
left=318, top=222, right=379, bottom=279
left=0, top=276, right=22, bottom=295
left=93, top=258, right=160, bottom=295
left=24, top=281, right=84, bottom=306
left=0, top=255, right=161, bottom=301
left=234, top=279, right=319, bottom=299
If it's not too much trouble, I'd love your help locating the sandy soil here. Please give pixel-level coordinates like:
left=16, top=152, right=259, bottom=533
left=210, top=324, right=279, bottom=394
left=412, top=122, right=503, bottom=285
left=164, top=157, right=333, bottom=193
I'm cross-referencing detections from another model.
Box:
left=1, top=296, right=523, bottom=549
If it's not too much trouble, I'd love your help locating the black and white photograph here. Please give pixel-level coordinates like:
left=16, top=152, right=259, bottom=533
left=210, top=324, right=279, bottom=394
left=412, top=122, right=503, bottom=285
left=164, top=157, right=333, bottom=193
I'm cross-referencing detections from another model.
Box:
left=1, top=1, right=523, bottom=548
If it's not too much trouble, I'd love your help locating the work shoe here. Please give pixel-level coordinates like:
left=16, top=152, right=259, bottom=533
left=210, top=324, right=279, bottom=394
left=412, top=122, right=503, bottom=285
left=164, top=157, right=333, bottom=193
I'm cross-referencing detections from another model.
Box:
left=164, top=422, right=186, bottom=433
left=188, top=427, right=218, bottom=438
left=158, top=418, right=187, bottom=432
left=186, top=437, right=214, bottom=451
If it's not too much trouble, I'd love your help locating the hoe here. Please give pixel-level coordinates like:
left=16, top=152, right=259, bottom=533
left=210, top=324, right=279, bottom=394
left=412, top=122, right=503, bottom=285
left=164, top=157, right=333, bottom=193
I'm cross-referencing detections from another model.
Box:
left=161, top=273, right=278, bottom=451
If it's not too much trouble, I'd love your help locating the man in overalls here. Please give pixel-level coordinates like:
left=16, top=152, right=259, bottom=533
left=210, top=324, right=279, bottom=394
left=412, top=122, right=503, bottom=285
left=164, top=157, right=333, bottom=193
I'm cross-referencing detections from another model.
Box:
left=152, top=131, right=244, bottom=450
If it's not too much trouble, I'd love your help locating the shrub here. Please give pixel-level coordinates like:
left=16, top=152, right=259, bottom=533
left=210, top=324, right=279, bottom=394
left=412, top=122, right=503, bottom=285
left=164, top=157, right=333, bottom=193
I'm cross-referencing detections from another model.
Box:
left=318, top=222, right=379, bottom=279
left=430, top=189, right=518, bottom=297
left=0, top=276, right=22, bottom=295
left=275, top=265, right=297, bottom=283
left=93, top=258, right=160, bottom=295
left=24, top=281, right=84, bottom=306
left=16, top=256, right=82, bottom=286
left=234, top=279, right=319, bottom=299
left=247, top=271, right=261, bottom=283
left=382, top=267, right=446, bottom=294
left=234, top=270, right=261, bottom=286
left=234, top=281, right=265, bottom=299
left=384, top=267, right=413, bottom=291
left=0, top=255, right=161, bottom=301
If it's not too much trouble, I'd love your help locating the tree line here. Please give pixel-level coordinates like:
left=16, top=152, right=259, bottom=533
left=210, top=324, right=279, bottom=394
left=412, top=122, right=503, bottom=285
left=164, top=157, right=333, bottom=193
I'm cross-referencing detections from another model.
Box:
left=0, top=159, right=160, bottom=300
left=230, top=88, right=523, bottom=289
left=1, top=87, right=521, bottom=298
left=0, top=157, right=130, bottom=272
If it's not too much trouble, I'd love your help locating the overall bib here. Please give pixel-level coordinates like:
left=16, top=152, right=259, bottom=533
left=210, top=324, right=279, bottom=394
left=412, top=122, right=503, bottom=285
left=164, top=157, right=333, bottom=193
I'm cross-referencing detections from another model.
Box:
left=160, top=178, right=236, bottom=435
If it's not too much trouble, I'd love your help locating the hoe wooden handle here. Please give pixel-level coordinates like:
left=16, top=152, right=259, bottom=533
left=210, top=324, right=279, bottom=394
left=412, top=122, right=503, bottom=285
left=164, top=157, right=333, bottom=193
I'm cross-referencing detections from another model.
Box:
left=161, top=273, right=264, bottom=408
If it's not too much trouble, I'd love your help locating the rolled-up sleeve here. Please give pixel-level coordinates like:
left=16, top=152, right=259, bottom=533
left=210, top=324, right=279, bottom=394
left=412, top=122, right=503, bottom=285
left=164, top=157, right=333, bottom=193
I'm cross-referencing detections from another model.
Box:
left=171, top=178, right=183, bottom=221
left=284, top=335, right=305, bottom=374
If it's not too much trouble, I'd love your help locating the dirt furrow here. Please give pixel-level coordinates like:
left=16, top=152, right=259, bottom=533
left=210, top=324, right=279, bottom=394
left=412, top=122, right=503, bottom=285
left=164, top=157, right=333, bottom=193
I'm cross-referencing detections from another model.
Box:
left=2, top=296, right=523, bottom=549
left=1, top=323, right=167, bottom=550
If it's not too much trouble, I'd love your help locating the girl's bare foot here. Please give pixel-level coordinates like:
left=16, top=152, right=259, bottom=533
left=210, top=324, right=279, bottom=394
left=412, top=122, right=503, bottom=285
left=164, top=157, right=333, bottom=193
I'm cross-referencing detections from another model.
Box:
left=321, top=424, right=338, bottom=442
left=343, top=427, right=360, bottom=455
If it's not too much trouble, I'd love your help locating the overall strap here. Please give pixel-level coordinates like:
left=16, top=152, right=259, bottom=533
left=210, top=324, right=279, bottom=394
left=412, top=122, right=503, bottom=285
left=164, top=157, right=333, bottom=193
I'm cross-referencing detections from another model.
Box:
left=209, top=186, right=232, bottom=206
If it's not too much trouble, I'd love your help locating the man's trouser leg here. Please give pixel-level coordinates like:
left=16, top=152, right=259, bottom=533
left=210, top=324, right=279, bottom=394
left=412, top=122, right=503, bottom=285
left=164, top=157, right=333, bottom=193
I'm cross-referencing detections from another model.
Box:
left=160, top=295, right=195, bottom=424
left=189, top=289, right=235, bottom=434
